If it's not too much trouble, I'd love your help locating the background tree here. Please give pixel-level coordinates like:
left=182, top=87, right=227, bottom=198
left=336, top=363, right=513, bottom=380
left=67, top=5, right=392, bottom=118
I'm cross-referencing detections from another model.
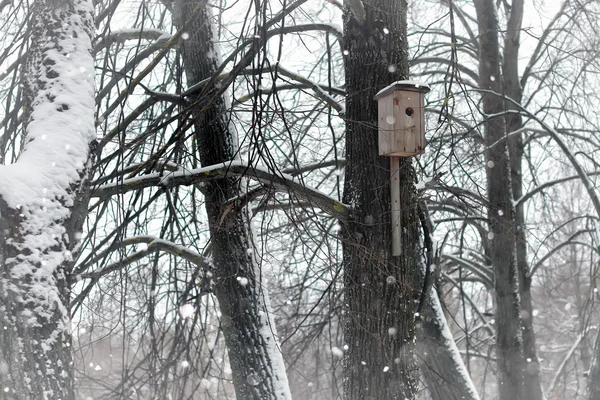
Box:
left=410, top=0, right=600, bottom=398
left=1, top=0, right=599, bottom=399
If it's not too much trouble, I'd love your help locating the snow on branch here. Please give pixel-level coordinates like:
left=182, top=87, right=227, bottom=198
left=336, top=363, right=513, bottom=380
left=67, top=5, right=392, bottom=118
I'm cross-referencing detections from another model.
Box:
left=546, top=332, right=585, bottom=397
left=72, top=235, right=212, bottom=311
left=78, top=235, right=213, bottom=281
left=93, top=160, right=351, bottom=221
left=93, top=28, right=171, bottom=54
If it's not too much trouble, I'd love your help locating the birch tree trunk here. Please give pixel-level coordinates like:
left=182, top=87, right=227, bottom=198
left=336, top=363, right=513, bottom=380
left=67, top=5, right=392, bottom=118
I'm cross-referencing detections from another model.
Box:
left=0, top=1, right=95, bottom=399
left=342, top=0, right=419, bottom=398
left=173, top=2, right=291, bottom=399
left=473, top=1, right=525, bottom=399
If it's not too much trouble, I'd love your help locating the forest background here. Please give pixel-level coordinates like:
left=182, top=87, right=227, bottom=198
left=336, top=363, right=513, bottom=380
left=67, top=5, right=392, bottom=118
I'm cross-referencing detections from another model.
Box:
left=0, top=0, right=599, bottom=399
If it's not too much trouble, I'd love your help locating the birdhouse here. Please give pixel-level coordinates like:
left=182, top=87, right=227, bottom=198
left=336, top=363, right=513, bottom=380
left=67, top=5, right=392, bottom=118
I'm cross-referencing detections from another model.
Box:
left=375, top=81, right=430, bottom=256
left=374, top=81, right=430, bottom=157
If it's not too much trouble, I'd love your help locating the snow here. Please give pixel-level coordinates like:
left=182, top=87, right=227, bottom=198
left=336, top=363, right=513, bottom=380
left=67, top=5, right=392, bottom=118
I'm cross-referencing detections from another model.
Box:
left=201, top=378, right=211, bottom=389
left=244, top=204, right=292, bottom=399
left=429, top=287, right=481, bottom=400
left=331, top=346, right=344, bottom=358
left=374, top=80, right=431, bottom=99
left=0, top=0, right=96, bottom=356
left=255, top=276, right=293, bottom=399
left=179, top=303, right=195, bottom=319
left=236, top=276, right=249, bottom=286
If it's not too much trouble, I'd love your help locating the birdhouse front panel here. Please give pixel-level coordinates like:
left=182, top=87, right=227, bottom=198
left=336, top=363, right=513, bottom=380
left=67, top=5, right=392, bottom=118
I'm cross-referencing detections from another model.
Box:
left=374, top=81, right=429, bottom=157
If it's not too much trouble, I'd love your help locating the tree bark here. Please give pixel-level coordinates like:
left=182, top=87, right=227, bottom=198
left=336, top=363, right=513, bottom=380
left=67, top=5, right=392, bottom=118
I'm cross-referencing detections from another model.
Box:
left=502, top=1, right=544, bottom=399
left=473, top=1, right=525, bottom=399
left=174, top=2, right=291, bottom=399
left=0, top=1, right=95, bottom=399
left=342, top=0, right=419, bottom=398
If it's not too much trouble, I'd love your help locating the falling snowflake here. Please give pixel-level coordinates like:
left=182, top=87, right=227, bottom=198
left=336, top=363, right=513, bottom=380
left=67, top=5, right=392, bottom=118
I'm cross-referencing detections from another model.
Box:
left=179, top=303, right=195, bottom=319
left=331, top=346, right=344, bottom=358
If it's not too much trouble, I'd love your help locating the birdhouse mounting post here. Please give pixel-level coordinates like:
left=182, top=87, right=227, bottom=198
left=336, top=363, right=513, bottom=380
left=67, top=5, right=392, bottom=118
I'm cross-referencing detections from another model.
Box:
left=374, top=81, right=430, bottom=256
left=390, top=156, right=402, bottom=256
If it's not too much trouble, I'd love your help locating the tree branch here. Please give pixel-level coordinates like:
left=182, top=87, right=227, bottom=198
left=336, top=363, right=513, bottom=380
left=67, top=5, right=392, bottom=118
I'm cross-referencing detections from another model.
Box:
left=93, top=161, right=352, bottom=221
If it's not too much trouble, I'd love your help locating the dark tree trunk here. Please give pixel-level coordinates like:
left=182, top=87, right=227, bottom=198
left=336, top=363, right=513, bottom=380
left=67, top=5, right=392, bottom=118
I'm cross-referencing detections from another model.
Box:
left=473, top=1, right=525, bottom=399
left=502, top=2, right=543, bottom=399
left=342, top=0, right=419, bottom=399
left=0, top=1, right=95, bottom=399
left=174, top=2, right=291, bottom=399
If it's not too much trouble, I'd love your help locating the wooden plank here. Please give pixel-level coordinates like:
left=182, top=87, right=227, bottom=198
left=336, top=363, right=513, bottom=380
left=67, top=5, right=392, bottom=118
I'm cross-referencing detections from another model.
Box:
left=390, top=156, right=402, bottom=256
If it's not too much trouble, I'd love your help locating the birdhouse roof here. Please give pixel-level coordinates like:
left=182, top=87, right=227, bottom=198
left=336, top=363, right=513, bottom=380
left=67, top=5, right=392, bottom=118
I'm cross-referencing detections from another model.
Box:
left=374, top=80, right=430, bottom=100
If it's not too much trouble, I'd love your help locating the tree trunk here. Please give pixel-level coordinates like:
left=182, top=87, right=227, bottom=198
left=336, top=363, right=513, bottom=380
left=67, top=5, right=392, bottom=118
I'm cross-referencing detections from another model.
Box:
left=342, top=0, right=419, bottom=398
left=473, top=1, right=524, bottom=399
left=502, top=2, right=543, bottom=399
left=417, top=284, right=481, bottom=400
left=588, top=331, right=600, bottom=400
left=0, top=1, right=95, bottom=399
left=174, top=2, right=291, bottom=399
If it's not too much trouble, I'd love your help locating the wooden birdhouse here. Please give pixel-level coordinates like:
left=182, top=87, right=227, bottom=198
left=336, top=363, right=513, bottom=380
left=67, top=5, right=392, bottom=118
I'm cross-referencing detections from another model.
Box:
left=374, top=81, right=430, bottom=157
left=375, top=81, right=430, bottom=256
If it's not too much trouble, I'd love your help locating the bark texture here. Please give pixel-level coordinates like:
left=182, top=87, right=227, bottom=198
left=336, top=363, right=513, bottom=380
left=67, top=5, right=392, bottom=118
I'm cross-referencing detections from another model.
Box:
left=0, top=1, right=95, bottom=399
left=502, top=1, right=543, bottom=398
left=174, top=2, right=291, bottom=399
left=342, top=0, right=419, bottom=398
left=474, top=1, right=524, bottom=399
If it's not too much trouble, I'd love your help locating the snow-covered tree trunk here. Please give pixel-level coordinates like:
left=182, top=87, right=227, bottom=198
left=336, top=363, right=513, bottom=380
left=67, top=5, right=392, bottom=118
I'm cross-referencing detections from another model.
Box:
left=342, top=0, right=419, bottom=398
left=474, top=1, right=525, bottom=399
left=0, top=0, right=95, bottom=399
left=417, top=286, right=481, bottom=400
left=173, top=2, right=291, bottom=399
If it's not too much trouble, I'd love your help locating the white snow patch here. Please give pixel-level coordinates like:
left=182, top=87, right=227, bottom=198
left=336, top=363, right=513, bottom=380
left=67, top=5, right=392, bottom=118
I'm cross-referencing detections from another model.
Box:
left=179, top=303, right=195, bottom=319
left=0, top=0, right=95, bottom=356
